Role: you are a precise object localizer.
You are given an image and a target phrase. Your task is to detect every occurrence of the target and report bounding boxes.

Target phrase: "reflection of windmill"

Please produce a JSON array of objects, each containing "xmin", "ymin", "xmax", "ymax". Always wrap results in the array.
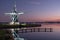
[
  {"xmin": 10, "ymin": 27, "xmax": 52, "ymax": 40},
  {"xmin": 11, "ymin": 29, "xmax": 24, "ymax": 40},
  {"xmin": 5, "ymin": 2, "xmax": 23, "ymax": 25},
  {"xmin": 11, "ymin": 27, "xmax": 52, "ymax": 40}
]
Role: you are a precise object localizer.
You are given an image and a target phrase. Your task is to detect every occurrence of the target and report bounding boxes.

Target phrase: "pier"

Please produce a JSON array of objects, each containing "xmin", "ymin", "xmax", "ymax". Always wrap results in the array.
[{"xmin": 15, "ymin": 28, "xmax": 53, "ymax": 33}]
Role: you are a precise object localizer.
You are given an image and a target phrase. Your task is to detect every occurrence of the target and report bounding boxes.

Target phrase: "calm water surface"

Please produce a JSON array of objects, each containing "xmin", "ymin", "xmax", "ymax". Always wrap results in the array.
[{"xmin": 19, "ymin": 24, "xmax": 60, "ymax": 40}]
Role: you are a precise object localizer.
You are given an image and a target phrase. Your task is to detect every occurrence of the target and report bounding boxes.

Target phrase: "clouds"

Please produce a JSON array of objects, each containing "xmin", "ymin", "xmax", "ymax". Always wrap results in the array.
[
  {"xmin": 29, "ymin": 1, "xmax": 40, "ymax": 5},
  {"xmin": 31, "ymin": 2, "xmax": 40, "ymax": 5}
]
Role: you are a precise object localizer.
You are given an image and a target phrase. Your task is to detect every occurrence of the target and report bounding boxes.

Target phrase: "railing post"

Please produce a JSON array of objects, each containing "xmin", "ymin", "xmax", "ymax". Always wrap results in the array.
[
  {"xmin": 45, "ymin": 28, "xmax": 46, "ymax": 32},
  {"xmin": 50, "ymin": 28, "xmax": 53, "ymax": 32}
]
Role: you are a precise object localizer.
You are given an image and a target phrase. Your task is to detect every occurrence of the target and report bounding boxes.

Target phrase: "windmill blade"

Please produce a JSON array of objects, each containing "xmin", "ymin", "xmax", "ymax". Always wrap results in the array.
[
  {"xmin": 18, "ymin": 12, "xmax": 24, "ymax": 15},
  {"xmin": 5, "ymin": 13, "xmax": 17, "ymax": 15}
]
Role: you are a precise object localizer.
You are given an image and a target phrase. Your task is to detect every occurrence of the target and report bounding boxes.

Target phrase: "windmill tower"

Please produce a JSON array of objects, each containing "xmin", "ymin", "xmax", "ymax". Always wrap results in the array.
[{"xmin": 5, "ymin": 1, "xmax": 24, "ymax": 25}]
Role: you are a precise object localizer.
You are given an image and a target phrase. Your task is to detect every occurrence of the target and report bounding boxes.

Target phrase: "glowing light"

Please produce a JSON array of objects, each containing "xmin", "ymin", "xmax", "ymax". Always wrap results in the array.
[
  {"xmin": 21, "ymin": 23, "xmax": 26, "ymax": 26},
  {"xmin": 10, "ymin": 22, "xmax": 14, "ymax": 25}
]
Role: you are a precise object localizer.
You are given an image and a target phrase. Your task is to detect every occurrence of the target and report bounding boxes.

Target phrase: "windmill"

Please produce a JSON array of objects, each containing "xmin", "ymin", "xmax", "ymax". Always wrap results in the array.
[{"xmin": 5, "ymin": 1, "xmax": 24, "ymax": 25}]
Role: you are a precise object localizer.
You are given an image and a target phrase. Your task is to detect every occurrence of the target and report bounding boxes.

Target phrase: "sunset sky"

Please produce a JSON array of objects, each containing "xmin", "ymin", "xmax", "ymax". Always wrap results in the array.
[{"xmin": 0, "ymin": 0, "xmax": 60, "ymax": 22}]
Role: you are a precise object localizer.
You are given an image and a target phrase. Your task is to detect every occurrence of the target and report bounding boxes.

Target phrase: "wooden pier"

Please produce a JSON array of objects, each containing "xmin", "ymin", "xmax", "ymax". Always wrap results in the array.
[{"xmin": 15, "ymin": 28, "xmax": 53, "ymax": 33}]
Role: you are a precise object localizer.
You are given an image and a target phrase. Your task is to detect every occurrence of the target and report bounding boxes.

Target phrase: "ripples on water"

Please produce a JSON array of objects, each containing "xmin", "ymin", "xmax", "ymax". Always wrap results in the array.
[{"xmin": 18, "ymin": 23, "xmax": 60, "ymax": 40}]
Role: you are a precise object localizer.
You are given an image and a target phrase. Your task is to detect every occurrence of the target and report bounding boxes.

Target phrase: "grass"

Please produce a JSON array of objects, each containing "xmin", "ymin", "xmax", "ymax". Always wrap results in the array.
[{"xmin": 0, "ymin": 29, "xmax": 14, "ymax": 40}]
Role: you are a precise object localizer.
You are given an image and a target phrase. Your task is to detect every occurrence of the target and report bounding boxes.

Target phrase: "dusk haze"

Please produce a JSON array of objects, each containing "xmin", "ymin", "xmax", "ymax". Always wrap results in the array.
[{"xmin": 0, "ymin": 0, "xmax": 60, "ymax": 22}]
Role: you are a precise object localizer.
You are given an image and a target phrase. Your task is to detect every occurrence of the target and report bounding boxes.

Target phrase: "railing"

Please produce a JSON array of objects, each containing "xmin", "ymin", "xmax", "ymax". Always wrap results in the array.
[{"xmin": 15, "ymin": 28, "xmax": 53, "ymax": 33}]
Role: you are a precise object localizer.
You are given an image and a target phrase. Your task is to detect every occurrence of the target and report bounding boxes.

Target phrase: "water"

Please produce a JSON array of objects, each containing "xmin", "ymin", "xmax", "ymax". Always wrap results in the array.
[{"xmin": 19, "ymin": 23, "xmax": 60, "ymax": 40}]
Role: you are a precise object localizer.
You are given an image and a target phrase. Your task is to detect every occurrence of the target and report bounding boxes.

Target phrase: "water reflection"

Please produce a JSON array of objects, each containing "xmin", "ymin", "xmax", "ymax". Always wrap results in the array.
[{"xmin": 19, "ymin": 24, "xmax": 60, "ymax": 40}]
